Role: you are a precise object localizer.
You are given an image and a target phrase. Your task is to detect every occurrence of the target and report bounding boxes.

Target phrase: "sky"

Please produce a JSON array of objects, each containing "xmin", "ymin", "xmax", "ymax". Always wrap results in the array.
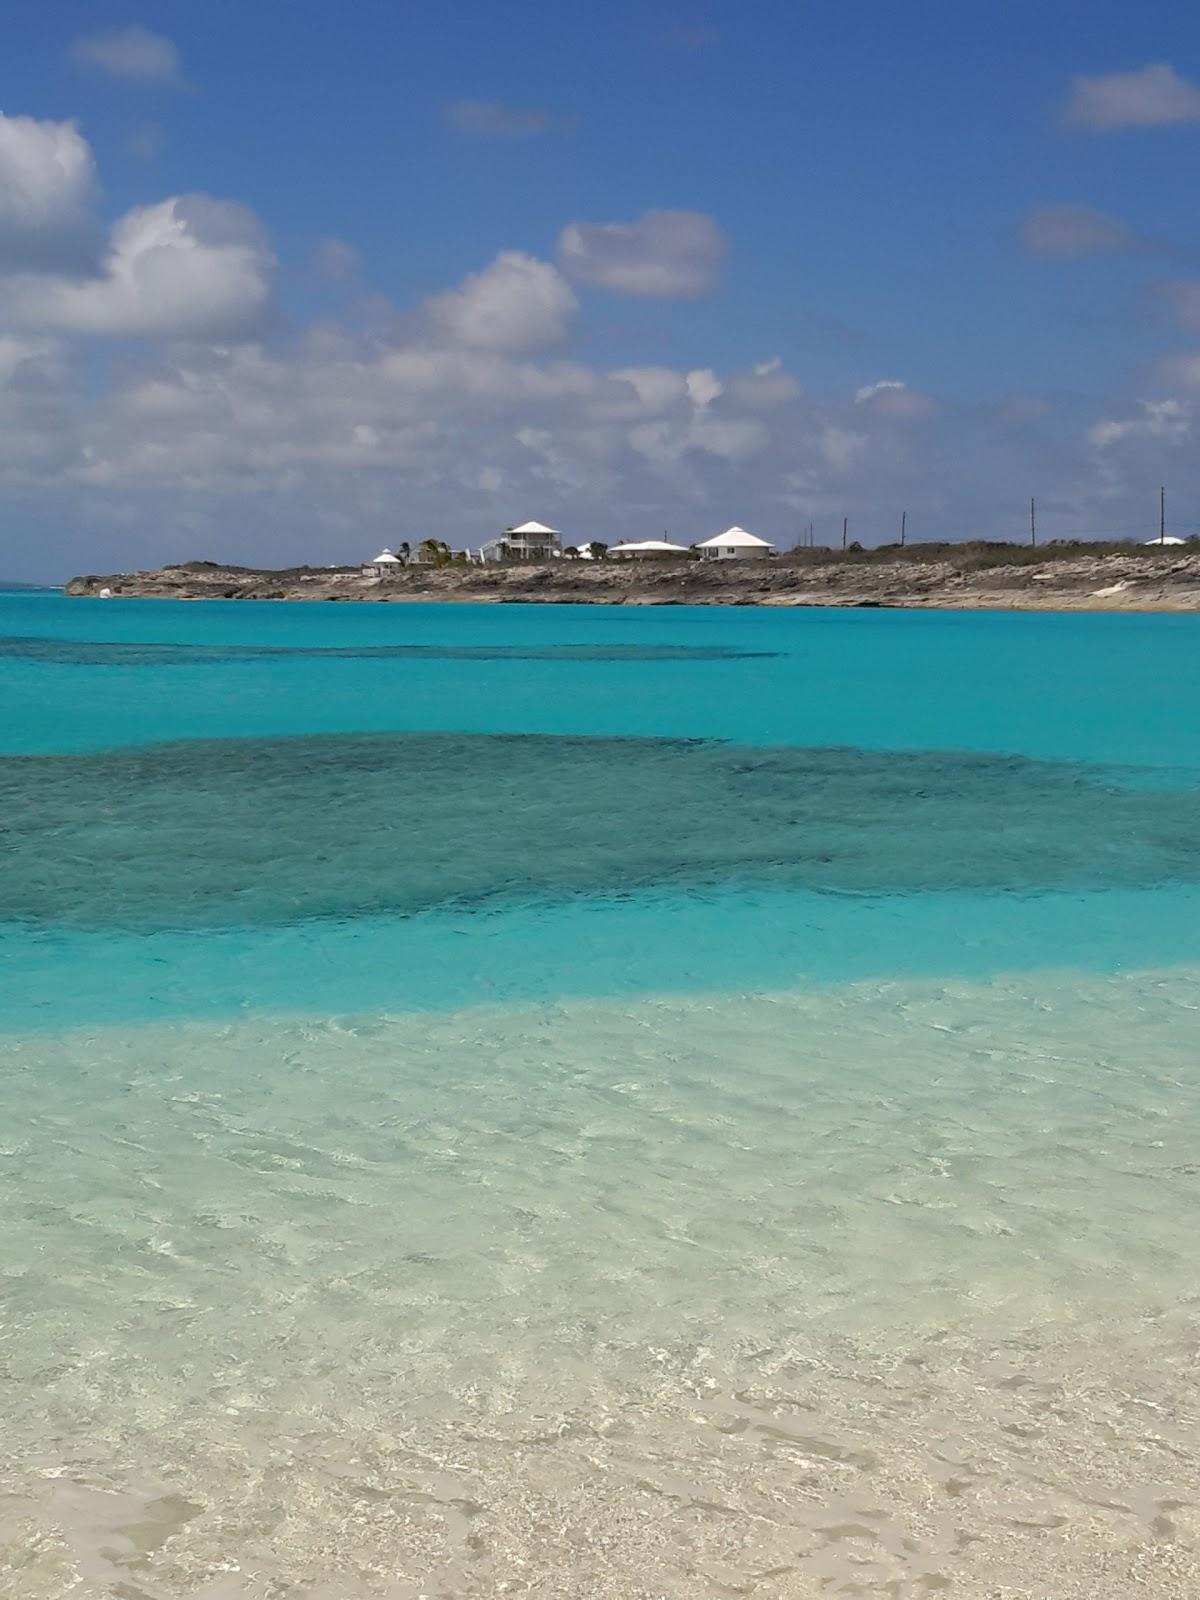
[{"xmin": 4, "ymin": 1, "xmax": 1200, "ymax": 580}]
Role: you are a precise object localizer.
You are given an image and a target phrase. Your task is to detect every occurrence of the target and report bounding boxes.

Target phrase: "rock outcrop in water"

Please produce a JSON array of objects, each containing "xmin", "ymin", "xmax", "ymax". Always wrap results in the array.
[{"xmin": 65, "ymin": 547, "xmax": 1200, "ymax": 610}]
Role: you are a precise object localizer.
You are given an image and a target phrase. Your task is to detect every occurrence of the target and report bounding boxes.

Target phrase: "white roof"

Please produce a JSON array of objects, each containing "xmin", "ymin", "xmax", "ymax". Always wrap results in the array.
[
  {"xmin": 369, "ymin": 548, "xmax": 402, "ymax": 564},
  {"xmin": 1143, "ymin": 535, "xmax": 1187, "ymax": 546},
  {"xmin": 610, "ymin": 539, "xmax": 691, "ymax": 554},
  {"xmin": 696, "ymin": 525, "xmax": 775, "ymax": 549},
  {"xmin": 508, "ymin": 520, "xmax": 558, "ymax": 536}
]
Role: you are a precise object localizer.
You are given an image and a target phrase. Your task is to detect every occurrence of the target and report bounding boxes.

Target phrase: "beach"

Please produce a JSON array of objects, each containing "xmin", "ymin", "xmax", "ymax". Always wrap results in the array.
[
  {"xmin": 2, "ymin": 590, "xmax": 1199, "ymax": 1597},
  {"xmin": 11, "ymin": 7, "xmax": 1200, "ymax": 1590},
  {"xmin": 4, "ymin": 971, "xmax": 1200, "ymax": 1599}
]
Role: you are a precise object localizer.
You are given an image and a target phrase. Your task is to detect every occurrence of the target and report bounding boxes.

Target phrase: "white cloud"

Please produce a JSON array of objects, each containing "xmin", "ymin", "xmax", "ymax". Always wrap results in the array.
[
  {"xmin": 685, "ymin": 368, "xmax": 722, "ymax": 408},
  {"xmin": 626, "ymin": 370, "xmax": 768, "ymax": 472},
  {"xmin": 426, "ymin": 251, "xmax": 577, "ymax": 352},
  {"xmin": 2, "ymin": 304, "xmax": 1175, "ymax": 577},
  {"xmin": 1021, "ymin": 203, "xmax": 1129, "ymax": 258},
  {"xmin": 444, "ymin": 100, "xmax": 564, "ymax": 138},
  {"xmin": 313, "ymin": 236, "xmax": 361, "ymax": 283},
  {"xmin": 0, "ymin": 114, "xmax": 99, "ymax": 271},
  {"xmin": 71, "ymin": 25, "xmax": 182, "ymax": 86},
  {"xmin": 6, "ymin": 195, "xmax": 274, "ymax": 337},
  {"xmin": 1088, "ymin": 398, "xmax": 1189, "ymax": 448},
  {"xmin": 0, "ymin": 334, "xmax": 78, "ymax": 483},
  {"xmin": 690, "ymin": 415, "xmax": 768, "ymax": 461},
  {"xmin": 1065, "ymin": 63, "xmax": 1200, "ymax": 130},
  {"xmin": 1, "ymin": 105, "xmax": 1191, "ymax": 579},
  {"xmin": 853, "ymin": 380, "xmax": 936, "ymax": 419},
  {"xmin": 628, "ymin": 415, "xmax": 765, "ymax": 471},
  {"xmin": 557, "ymin": 210, "xmax": 727, "ymax": 297},
  {"xmin": 606, "ymin": 366, "xmax": 688, "ymax": 416},
  {"xmin": 819, "ymin": 426, "xmax": 865, "ymax": 471},
  {"xmin": 730, "ymin": 357, "xmax": 801, "ymax": 408}
]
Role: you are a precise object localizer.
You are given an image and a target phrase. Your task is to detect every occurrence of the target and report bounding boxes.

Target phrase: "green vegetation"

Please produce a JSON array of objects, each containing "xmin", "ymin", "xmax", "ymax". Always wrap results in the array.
[{"xmin": 779, "ymin": 538, "xmax": 1199, "ymax": 570}]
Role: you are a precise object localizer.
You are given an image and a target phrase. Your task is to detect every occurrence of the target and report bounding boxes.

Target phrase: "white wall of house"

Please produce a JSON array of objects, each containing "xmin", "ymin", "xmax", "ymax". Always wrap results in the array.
[{"xmin": 701, "ymin": 543, "xmax": 771, "ymax": 559}]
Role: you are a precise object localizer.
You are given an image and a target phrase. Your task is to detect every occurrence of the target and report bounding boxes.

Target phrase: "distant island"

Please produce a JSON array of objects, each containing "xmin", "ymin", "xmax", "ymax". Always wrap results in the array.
[{"xmin": 66, "ymin": 542, "xmax": 1200, "ymax": 611}]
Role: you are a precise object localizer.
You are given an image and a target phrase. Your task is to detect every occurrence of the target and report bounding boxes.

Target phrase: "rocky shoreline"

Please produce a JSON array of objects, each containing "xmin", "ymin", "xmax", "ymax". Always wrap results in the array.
[{"xmin": 66, "ymin": 549, "xmax": 1200, "ymax": 611}]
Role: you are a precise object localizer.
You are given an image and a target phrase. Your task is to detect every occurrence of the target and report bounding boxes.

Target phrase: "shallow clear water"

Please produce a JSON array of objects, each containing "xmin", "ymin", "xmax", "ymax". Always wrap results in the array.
[{"xmin": 1, "ymin": 594, "xmax": 1199, "ymax": 1597}]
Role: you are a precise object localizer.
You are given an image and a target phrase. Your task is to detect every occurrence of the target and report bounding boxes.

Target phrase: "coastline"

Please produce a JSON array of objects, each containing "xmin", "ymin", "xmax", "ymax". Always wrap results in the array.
[{"xmin": 66, "ymin": 550, "xmax": 1200, "ymax": 611}]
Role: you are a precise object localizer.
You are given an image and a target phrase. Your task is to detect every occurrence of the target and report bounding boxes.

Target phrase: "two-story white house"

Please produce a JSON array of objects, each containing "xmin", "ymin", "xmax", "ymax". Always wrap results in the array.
[{"xmin": 477, "ymin": 520, "xmax": 563, "ymax": 562}]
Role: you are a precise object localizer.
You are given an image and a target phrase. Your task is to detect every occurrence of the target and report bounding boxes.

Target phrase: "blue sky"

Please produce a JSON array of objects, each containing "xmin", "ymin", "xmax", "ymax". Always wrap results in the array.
[{"xmin": 4, "ymin": 2, "xmax": 1200, "ymax": 578}]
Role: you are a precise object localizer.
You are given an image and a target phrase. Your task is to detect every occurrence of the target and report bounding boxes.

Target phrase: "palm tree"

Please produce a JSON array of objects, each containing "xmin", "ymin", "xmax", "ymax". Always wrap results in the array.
[{"xmin": 416, "ymin": 538, "xmax": 452, "ymax": 567}]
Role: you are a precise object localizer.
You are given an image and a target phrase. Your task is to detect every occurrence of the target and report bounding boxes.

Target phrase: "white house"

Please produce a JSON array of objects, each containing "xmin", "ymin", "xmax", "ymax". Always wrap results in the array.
[
  {"xmin": 362, "ymin": 547, "xmax": 404, "ymax": 576},
  {"xmin": 609, "ymin": 539, "xmax": 692, "ymax": 559},
  {"xmin": 476, "ymin": 520, "xmax": 563, "ymax": 562},
  {"xmin": 696, "ymin": 525, "xmax": 776, "ymax": 560},
  {"xmin": 509, "ymin": 520, "xmax": 562, "ymax": 558}
]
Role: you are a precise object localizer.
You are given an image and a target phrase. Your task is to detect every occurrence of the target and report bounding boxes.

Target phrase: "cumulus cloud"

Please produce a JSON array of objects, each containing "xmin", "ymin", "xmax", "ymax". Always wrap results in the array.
[
  {"xmin": 628, "ymin": 414, "xmax": 768, "ymax": 471},
  {"xmin": 71, "ymin": 25, "xmax": 182, "ymax": 86},
  {"xmin": 0, "ymin": 113, "xmax": 99, "ymax": 271},
  {"xmin": 1089, "ymin": 398, "xmax": 1190, "ymax": 449},
  {"xmin": 1021, "ymin": 203, "xmax": 1129, "ymax": 258},
  {"xmin": 7, "ymin": 195, "xmax": 274, "ymax": 337},
  {"xmin": 0, "ymin": 114, "xmax": 270, "ymax": 339},
  {"xmin": 426, "ymin": 251, "xmax": 577, "ymax": 352},
  {"xmin": 0, "ymin": 333, "xmax": 78, "ymax": 484},
  {"xmin": 853, "ymin": 380, "xmax": 936, "ymax": 419},
  {"xmin": 313, "ymin": 235, "xmax": 361, "ymax": 283},
  {"xmin": 2, "ymin": 301, "xmax": 1172, "ymax": 578},
  {"xmin": 606, "ymin": 366, "xmax": 688, "ymax": 416},
  {"xmin": 819, "ymin": 426, "xmax": 865, "ymax": 471},
  {"xmin": 685, "ymin": 368, "xmax": 722, "ymax": 408},
  {"xmin": 730, "ymin": 357, "xmax": 801, "ymax": 409},
  {"xmin": 1, "ymin": 105, "xmax": 1190, "ymax": 579},
  {"xmin": 557, "ymin": 209, "xmax": 727, "ymax": 297},
  {"xmin": 1065, "ymin": 63, "xmax": 1200, "ymax": 130},
  {"xmin": 444, "ymin": 99, "xmax": 566, "ymax": 138}
]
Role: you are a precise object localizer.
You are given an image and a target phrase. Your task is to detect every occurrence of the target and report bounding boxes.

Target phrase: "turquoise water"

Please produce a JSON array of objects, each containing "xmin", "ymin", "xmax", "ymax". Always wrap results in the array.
[
  {"xmin": 2, "ymin": 593, "xmax": 1200, "ymax": 1596},
  {"xmin": 4, "ymin": 595, "xmax": 1200, "ymax": 1029}
]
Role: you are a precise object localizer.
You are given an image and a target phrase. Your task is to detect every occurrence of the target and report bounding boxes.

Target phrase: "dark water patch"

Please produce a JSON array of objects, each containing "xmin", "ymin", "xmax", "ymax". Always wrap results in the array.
[
  {"xmin": 0, "ymin": 635, "xmax": 774, "ymax": 666},
  {"xmin": 1, "ymin": 732, "xmax": 1198, "ymax": 933}
]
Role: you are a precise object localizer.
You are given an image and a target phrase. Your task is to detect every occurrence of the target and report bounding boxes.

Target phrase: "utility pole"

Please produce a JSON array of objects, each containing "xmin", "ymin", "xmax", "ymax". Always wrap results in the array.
[
  {"xmin": 900, "ymin": 510, "xmax": 907, "ymax": 548},
  {"xmin": 1160, "ymin": 485, "xmax": 1166, "ymax": 545},
  {"xmin": 1030, "ymin": 497, "xmax": 1036, "ymax": 549},
  {"xmin": 842, "ymin": 516, "xmax": 848, "ymax": 552}
]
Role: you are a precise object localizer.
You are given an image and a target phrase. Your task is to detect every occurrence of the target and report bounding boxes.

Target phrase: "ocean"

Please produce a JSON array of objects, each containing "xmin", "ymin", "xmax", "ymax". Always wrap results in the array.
[{"xmin": 1, "ymin": 590, "xmax": 1199, "ymax": 1597}]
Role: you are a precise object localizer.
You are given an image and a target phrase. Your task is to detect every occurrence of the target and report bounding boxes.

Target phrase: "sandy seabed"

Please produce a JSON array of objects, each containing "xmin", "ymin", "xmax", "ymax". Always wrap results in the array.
[{"xmin": 2, "ymin": 967, "xmax": 1199, "ymax": 1598}]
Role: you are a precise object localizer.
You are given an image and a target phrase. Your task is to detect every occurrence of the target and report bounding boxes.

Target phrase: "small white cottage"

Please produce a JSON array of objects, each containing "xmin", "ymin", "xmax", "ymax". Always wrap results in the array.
[
  {"xmin": 362, "ymin": 548, "xmax": 403, "ymax": 576},
  {"xmin": 696, "ymin": 526, "xmax": 775, "ymax": 560}
]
